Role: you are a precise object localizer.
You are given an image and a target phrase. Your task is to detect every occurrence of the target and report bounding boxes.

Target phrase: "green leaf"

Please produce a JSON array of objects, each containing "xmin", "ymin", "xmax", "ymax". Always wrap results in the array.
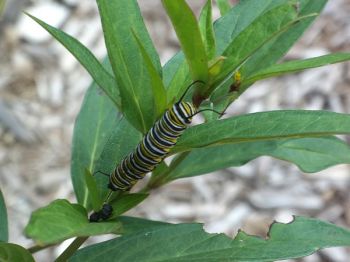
[
  {"xmin": 216, "ymin": 0, "xmax": 231, "ymax": 16},
  {"xmin": 109, "ymin": 194, "xmax": 148, "ymax": 219},
  {"xmin": 84, "ymin": 169, "xmax": 102, "ymax": 212},
  {"xmin": 93, "ymin": 117, "xmax": 142, "ymax": 196},
  {"xmin": 163, "ymin": 0, "xmax": 276, "ymax": 102},
  {"xmin": 117, "ymin": 216, "xmax": 170, "ymax": 235},
  {"xmin": 199, "ymin": 0, "xmax": 216, "ymax": 60},
  {"xmin": 25, "ymin": 199, "xmax": 121, "ymax": 245},
  {"xmin": 168, "ymin": 137, "xmax": 350, "ymax": 181},
  {"xmin": 213, "ymin": 2, "xmax": 301, "ymax": 87},
  {"xmin": 244, "ymin": 52, "xmax": 350, "ymax": 85},
  {"xmin": 165, "ymin": 56, "xmax": 191, "ymax": 104},
  {"xmin": 212, "ymin": 0, "xmax": 326, "ymax": 106},
  {"xmin": 0, "ymin": 243, "xmax": 34, "ymax": 262},
  {"xmin": 0, "ymin": 188, "xmax": 8, "ymax": 242},
  {"xmin": 97, "ymin": 0, "xmax": 161, "ymax": 133},
  {"xmin": 162, "ymin": 0, "xmax": 209, "ymax": 83},
  {"xmin": 175, "ymin": 110, "xmax": 350, "ymax": 153},
  {"xmin": 163, "ymin": 52, "xmax": 186, "ymax": 89},
  {"xmin": 240, "ymin": 0, "xmax": 327, "ymax": 78},
  {"xmin": 70, "ymin": 216, "xmax": 350, "ymax": 261},
  {"xmin": 132, "ymin": 30, "xmax": 167, "ymax": 119},
  {"xmin": 25, "ymin": 14, "xmax": 120, "ymax": 108},
  {"xmin": 71, "ymin": 79, "xmax": 120, "ymax": 207}
]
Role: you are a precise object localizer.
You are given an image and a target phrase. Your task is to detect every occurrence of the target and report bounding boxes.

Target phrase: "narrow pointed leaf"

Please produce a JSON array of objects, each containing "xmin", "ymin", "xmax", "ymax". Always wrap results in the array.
[
  {"xmin": 216, "ymin": 0, "xmax": 231, "ymax": 16},
  {"xmin": 162, "ymin": 0, "xmax": 209, "ymax": 83},
  {"xmin": 132, "ymin": 31, "xmax": 167, "ymax": 118},
  {"xmin": 97, "ymin": 0, "xmax": 161, "ymax": 133},
  {"xmin": 168, "ymin": 137, "xmax": 350, "ymax": 181},
  {"xmin": 244, "ymin": 52, "xmax": 350, "ymax": 86},
  {"xmin": 0, "ymin": 188, "xmax": 8, "ymax": 242},
  {"xmin": 174, "ymin": 110, "xmax": 350, "ymax": 153},
  {"xmin": 199, "ymin": 0, "xmax": 216, "ymax": 60},
  {"xmin": 71, "ymin": 80, "xmax": 120, "ymax": 207},
  {"xmin": 0, "ymin": 243, "xmax": 34, "ymax": 262},
  {"xmin": 26, "ymin": 14, "xmax": 120, "ymax": 108},
  {"xmin": 165, "ymin": 56, "xmax": 190, "ymax": 104},
  {"xmin": 70, "ymin": 216, "xmax": 350, "ymax": 261},
  {"xmin": 84, "ymin": 169, "xmax": 102, "ymax": 212},
  {"xmin": 25, "ymin": 200, "xmax": 121, "ymax": 245}
]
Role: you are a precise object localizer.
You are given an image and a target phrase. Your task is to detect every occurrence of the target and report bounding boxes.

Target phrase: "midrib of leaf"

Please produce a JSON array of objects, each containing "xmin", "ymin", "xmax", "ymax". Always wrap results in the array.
[
  {"xmin": 281, "ymin": 144, "xmax": 345, "ymax": 160},
  {"xmin": 82, "ymin": 106, "xmax": 105, "ymax": 207},
  {"xmin": 173, "ymin": 132, "xmax": 348, "ymax": 155},
  {"xmin": 99, "ymin": 1, "xmax": 149, "ymax": 133},
  {"xmin": 118, "ymin": 49, "xmax": 147, "ymax": 133}
]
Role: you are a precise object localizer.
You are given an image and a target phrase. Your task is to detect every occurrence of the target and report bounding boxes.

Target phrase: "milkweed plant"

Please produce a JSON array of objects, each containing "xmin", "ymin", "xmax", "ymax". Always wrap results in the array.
[{"xmin": 1, "ymin": 0, "xmax": 350, "ymax": 261}]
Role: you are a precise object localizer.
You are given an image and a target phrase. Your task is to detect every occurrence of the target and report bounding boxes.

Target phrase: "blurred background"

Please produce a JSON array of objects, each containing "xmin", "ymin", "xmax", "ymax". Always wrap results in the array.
[{"xmin": 0, "ymin": 0, "xmax": 350, "ymax": 261}]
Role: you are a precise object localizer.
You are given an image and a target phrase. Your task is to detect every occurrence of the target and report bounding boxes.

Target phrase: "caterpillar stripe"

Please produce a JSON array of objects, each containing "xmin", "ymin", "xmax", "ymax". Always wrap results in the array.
[{"xmin": 108, "ymin": 101, "xmax": 196, "ymax": 191}]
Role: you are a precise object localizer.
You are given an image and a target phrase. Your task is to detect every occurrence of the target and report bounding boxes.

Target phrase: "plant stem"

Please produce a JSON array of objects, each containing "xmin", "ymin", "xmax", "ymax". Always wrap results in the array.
[
  {"xmin": 55, "ymin": 236, "xmax": 89, "ymax": 262},
  {"xmin": 28, "ymin": 243, "xmax": 56, "ymax": 254}
]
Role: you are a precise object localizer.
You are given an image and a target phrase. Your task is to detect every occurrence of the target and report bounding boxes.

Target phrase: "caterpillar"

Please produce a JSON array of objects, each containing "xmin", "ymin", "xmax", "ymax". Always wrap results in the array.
[
  {"xmin": 108, "ymin": 100, "xmax": 196, "ymax": 191},
  {"xmin": 89, "ymin": 81, "xmax": 220, "ymax": 222}
]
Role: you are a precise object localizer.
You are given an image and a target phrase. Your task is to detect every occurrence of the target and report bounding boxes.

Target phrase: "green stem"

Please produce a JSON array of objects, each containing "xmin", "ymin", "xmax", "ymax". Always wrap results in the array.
[
  {"xmin": 55, "ymin": 236, "xmax": 89, "ymax": 262},
  {"xmin": 28, "ymin": 243, "xmax": 56, "ymax": 254}
]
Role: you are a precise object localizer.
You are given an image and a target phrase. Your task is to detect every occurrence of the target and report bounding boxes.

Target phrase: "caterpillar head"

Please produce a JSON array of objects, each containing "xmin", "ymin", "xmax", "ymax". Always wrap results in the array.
[{"xmin": 175, "ymin": 102, "xmax": 196, "ymax": 124}]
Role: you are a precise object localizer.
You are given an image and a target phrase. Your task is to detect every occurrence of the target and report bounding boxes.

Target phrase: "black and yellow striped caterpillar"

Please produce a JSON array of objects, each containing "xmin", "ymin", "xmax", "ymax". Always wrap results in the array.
[
  {"xmin": 89, "ymin": 81, "xmax": 219, "ymax": 222},
  {"xmin": 108, "ymin": 100, "xmax": 196, "ymax": 191}
]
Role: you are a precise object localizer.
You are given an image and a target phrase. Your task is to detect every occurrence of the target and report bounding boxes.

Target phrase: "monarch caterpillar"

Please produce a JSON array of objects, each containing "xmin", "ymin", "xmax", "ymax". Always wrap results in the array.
[
  {"xmin": 107, "ymin": 101, "xmax": 196, "ymax": 191},
  {"xmin": 89, "ymin": 81, "xmax": 220, "ymax": 222}
]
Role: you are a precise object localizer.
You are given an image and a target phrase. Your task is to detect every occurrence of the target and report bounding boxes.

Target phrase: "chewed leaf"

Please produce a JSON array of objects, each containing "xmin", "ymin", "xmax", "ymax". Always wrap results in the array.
[
  {"xmin": 70, "ymin": 216, "xmax": 350, "ymax": 261},
  {"xmin": 25, "ymin": 199, "xmax": 120, "ymax": 245}
]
